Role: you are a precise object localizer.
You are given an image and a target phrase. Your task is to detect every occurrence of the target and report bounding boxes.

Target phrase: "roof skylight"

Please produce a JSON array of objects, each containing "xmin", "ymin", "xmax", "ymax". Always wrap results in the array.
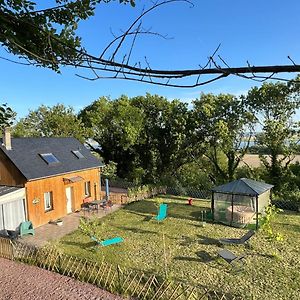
[
  {"xmin": 40, "ymin": 153, "xmax": 60, "ymax": 165},
  {"xmin": 72, "ymin": 150, "xmax": 85, "ymax": 159}
]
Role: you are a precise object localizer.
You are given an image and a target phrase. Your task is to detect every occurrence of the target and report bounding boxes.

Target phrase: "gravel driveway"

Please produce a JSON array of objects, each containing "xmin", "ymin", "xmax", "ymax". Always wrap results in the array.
[{"xmin": 0, "ymin": 258, "xmax": 126, "ymax": 300}]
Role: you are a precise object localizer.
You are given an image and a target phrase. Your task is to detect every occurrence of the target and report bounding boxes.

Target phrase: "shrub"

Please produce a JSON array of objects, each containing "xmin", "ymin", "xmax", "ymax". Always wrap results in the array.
[{"xmin": 260, "ymin": 204, "xmax": 284, "ymax": 241}]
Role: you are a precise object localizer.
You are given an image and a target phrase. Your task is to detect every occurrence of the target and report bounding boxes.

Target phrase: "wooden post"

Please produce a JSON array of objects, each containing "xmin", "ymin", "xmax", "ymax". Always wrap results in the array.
[
  {"xmin": 211, "ymin": 192, "xmax": 214, "ymax": 222},
  {"xmin": 231, "ymin": 194, "xmax": 234, "ymax": 226},
  {"xmin": 256, "ymin": 195, "xmax": 259, "ymax": 230}
]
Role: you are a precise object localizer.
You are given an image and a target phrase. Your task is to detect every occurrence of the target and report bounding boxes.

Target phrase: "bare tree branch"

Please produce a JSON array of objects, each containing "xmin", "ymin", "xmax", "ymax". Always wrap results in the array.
[{"xmin": 1, "ymin": 0, "xmax": 300, "ymax": 88}]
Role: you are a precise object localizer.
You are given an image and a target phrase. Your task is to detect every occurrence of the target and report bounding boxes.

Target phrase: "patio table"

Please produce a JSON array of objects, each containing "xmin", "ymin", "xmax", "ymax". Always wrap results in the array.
[{"xmin": 88, "ymin": 200, "xmax": 106, "ymax": 212}]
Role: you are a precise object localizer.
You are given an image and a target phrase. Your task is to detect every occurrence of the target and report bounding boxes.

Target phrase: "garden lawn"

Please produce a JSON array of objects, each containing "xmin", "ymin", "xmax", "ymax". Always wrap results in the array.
[{"xmin": 57, "ymin": 196, "xmax": 300, "ymax": 299}]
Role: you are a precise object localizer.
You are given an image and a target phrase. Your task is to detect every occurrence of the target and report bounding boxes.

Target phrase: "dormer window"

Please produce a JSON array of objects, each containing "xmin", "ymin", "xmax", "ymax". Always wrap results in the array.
[
  {"xmin": 40, "ymin": 153, "xmax": 60, "ymax": 165},
  {"xmin": 72, "ymin": 150, "xmax": 85, "ymax": 159}
]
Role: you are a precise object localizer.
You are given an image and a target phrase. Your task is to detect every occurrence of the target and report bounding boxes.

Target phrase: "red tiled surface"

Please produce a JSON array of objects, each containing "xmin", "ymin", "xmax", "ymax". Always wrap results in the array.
[{"xmin": 0, "ymin": 258, "xmax": 126, "ymax": 300}]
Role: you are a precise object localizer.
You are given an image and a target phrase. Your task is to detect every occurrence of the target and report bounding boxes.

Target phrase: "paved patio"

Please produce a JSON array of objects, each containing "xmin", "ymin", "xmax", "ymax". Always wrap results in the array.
[{"xmin": 20, "ymin": 204, "xmax": 121, "ymax": 247}]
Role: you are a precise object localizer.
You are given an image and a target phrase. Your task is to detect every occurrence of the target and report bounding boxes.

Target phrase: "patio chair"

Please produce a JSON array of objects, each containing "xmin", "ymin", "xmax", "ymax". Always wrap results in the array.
[
  {"xmin": 20, "ymin": 221, "xmax": 35, "ymax": 237},
  {"xmin": 91, "ymin": 236, "xmax": 124, "ymax": 247},
  {"xmin": 218, "ymin": 249, "xmax": 245, "ymax": 265},
  {"xmin": 100, "ymin": 200, "xmax": 113, "ymax": 211},
  {"xmin": 81, "ymin": 202, "xmax": 93, "ymax": 215},
  {"xmin": 155, "ymin": 203, "xmax": 168, "ymax": 221},
  {"xmin": 218, "ymin": 230, "xmax": 255, "ymax": 245}
]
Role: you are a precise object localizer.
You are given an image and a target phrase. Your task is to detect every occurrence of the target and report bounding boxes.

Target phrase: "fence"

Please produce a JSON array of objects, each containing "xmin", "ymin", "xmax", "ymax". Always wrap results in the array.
[
  {"xmin": 166, "ymin": 186, "xmax": 211, "ymax": 200},
  {"xmin": 0, "ymin": 238, "xmax": 242, "ymax": 300},
  {"xmin": 271, "ymin": 198, "xmax": 300, "ymax": 212},
  {"xmin": 108, "ymin": 181, "xmax": 298, "ymax": 212},
  {"xmin": 0, "ymin": 237, "xmax": 14, "ymax": 259}
]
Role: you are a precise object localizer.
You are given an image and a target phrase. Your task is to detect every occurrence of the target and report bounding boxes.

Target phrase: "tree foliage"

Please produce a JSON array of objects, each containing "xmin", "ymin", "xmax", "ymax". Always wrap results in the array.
[
  {"xmin": 246, "ymin": 80, "xmax": 300, "ymax": 189},
  {"xmin": 0, "ymin": 0, "xmax": 134, "ymax": 71},
  {"xmin": 80, "ymin": 94, "xmax": 193, "ymax": 183},
  {"xmin": 13, "ymin": 103, "xmax": 89, "ymax": 142},
  {"xmin": 0, "ymin": 103, "xmax": 16, "ymax": 129},
  {"xmin": 192, "ymin": 93, "xmax": 255, "ymax": 183},
  {"xmin": 131, "ymin": 94, "xmax": 193, "ymax": 183}
]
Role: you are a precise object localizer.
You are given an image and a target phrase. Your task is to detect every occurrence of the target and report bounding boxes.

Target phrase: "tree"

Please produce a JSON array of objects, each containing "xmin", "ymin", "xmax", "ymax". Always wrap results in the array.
[
  {"xmin": 246, "ymin": 80, "xmax": 300, "ymax": 190},
  {"xmin": 192, "ymin": 93, "xmax": 255, "ymax": 183},
  {"xmin": 80, "ymin": 94, "xmax": 193, "ymax": 183},
  {"xmin": 13, "ymin": 104, "xmax": 89, "ymax": 142},
  {"xmin": 131, "ymin": 94, "xmax": 193, "ymax": 183},
  {"xmin": 79, "ymin": 96, "xmax": 145, "ymax": 180},
  {"xmin": 0, "ymin": 103, "xmax": 16, "ymax": 129},
  {"xmin": 1, "ymin": 1, "xmax": 300, "ymax": 88}
]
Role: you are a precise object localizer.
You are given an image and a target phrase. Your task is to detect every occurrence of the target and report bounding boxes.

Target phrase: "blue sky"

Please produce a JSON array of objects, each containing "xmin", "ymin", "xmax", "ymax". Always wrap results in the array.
[{"xmin": 1, "ymin": 0, "xmax": 300, "ymax": 119}]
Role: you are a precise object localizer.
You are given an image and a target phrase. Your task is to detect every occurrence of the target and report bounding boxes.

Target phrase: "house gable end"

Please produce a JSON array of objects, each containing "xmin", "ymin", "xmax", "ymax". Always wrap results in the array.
[{"xmin": 0, "ymin": 148, "xmax": 26, "ymax": 187}]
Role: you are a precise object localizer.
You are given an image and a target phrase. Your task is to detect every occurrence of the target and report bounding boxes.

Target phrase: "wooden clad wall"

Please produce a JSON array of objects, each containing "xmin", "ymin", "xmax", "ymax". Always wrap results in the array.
[
  {"xmin": 25, "ymin": 168, "xmax": 101, "ymax": 227},
  {"xmin": 0, "ymin": 150, "xmax": 26, "ymax": 187}
]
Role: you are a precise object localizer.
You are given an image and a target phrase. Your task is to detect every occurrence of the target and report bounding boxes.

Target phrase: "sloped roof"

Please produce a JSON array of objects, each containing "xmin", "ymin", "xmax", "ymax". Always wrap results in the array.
[
  {"xmin": 0, "ymin": 137, "xmax": 103, "ymax": 181},
  {"xmin": 212, "ymin": 178, "xmax": 273, "ymax": 196},
  {"xmin": 0, "ymin": 185, "xmax": 23, "ymax": 197}
]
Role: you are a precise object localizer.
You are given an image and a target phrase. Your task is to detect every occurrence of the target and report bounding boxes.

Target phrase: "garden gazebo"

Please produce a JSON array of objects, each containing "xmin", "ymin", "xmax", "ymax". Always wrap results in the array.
[{"xmin": 211, "ymin": 178, "xmax": 273, "ymax": 229}]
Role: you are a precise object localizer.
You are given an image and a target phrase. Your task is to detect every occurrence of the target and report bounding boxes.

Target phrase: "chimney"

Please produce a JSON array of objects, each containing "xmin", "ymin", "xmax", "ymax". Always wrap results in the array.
[{"xmin": 3, "ymin": 127, "xmax": 12, "ymax": 150}]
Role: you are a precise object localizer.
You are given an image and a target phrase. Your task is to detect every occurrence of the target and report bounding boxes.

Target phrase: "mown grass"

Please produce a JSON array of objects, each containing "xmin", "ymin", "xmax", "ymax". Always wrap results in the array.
[{"xmin": 57, "ymin": 196, "xmax": 300, "ymax": 299}]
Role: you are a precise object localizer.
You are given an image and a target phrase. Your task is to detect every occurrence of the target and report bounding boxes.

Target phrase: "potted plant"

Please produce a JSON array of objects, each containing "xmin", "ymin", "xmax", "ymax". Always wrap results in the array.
[{"xmin": 55, "ymin": 219, "xmax": 63, "ymax": 226}]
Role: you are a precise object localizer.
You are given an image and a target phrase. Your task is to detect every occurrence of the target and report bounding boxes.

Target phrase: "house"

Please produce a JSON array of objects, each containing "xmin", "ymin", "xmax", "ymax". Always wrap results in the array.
[
  {"xmin": 0, "ymin": 128, "xmax": 103, "ymax": 229},
  {"xmin": 0, "ymin": 186, "xmax": 26, "ymax": 232}
]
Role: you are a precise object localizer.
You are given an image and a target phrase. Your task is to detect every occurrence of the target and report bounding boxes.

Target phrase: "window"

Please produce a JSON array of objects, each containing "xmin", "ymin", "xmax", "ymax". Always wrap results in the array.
[
  {"xmin": 72, "ymin": 150, "xmax": 85, "ymax": 159},
  {"xmin": 44, "ymin": 191, "xmax": 53, "ymax": 212},
  {"xmin": 84, "ymin": 181, "xmax": 91, "ymax": 197},
  {"xmin": 40, "ymin": 153, "xmax": 60, "ymax": 165}
]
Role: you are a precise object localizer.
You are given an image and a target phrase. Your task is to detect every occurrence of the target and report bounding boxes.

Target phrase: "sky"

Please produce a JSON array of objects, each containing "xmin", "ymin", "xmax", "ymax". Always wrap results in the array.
[{"xmin": 1, "ymin": 0, "xmax": 300, "ymax": 120}]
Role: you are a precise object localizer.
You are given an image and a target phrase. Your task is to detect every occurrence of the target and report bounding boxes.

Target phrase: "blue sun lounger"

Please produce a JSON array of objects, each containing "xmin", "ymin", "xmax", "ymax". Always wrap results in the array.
[
  {"xmin": 91, "ymin": 236, "xmax": 124, "ymax": 246},
  {"xmin": 155, "ymin": 203, "xmax": 168, "ymax": 221}
]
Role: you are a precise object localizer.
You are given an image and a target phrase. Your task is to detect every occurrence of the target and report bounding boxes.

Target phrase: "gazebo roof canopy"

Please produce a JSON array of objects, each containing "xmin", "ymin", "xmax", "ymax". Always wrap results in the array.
[{"xmin": 212, "ymin": 178, "xmax": 273, "ymax": 196}]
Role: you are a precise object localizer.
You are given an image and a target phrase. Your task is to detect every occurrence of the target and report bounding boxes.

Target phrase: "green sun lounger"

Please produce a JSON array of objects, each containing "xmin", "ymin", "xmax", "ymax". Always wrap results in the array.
[
  {"xmin": 91, "ymin": 236, "xmax": 124, "ymax": 246},
  {"xmin": 155, "ymin": 203, "xmax": 168, "ymax": 221}
]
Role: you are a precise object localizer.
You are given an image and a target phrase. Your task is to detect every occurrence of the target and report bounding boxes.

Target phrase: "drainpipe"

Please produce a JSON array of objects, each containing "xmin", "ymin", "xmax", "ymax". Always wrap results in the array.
[{"xmin": 105, "ymin": 179, "xmax": 110, "ymax": 201}]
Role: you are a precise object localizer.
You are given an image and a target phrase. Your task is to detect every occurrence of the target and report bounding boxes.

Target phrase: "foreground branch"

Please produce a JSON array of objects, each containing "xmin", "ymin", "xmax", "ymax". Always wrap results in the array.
[{"xmin": 1, "ymin": 0, "xmax": 300, "ymax": 88}]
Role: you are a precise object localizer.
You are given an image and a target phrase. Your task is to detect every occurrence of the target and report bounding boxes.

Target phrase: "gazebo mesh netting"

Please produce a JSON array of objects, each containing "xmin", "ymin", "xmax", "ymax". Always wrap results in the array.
[{"xmin": 211, "ymin": 178, "xmax": 273, "ymax": 229}]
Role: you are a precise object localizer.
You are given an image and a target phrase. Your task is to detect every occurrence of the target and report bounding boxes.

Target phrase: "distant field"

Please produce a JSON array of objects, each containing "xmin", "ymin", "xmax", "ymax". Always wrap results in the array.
[{"xmin": 240, "ymin": 154, "xmax": 300, "ymax": 168}]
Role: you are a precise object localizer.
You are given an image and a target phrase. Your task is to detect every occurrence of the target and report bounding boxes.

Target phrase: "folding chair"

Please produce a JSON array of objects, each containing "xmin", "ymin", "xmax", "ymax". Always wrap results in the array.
[
  {"xmin": 218, "ymin": 249, "xmax": 245, "ymax": 266},
  {"xmin": 218, "ymin": 230, "xmax": 255, "ymax": 245}
]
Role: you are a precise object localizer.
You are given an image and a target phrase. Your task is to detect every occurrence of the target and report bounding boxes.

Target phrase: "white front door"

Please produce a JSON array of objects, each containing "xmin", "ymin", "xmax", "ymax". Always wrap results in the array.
[{"xmin": 65, "ymin": 187, "xmax": 73, "ymax": 214}]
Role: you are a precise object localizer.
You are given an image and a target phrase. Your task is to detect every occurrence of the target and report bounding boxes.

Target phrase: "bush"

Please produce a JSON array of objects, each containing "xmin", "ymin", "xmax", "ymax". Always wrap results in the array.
[
  {"xmin": 127, "ymin": 184, "xmax": 166, "ymax": 201},
  {"xmin": 260, "ymin": 204, "xmax": 284, "ymax": 241}
]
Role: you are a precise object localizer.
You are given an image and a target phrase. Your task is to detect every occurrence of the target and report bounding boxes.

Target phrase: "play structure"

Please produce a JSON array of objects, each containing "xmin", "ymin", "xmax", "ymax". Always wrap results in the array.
[
  {"xmin": 91, "ymin": 236, "xmax": 124, "ymax": 246},
  {"xmin": 155, "ymin": 203, "xmax": 168, "ymax": 221},
  {"xmin": 211, "ymin": 178, "xmax": 273, "ymax": 229}
]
